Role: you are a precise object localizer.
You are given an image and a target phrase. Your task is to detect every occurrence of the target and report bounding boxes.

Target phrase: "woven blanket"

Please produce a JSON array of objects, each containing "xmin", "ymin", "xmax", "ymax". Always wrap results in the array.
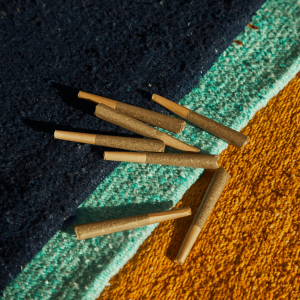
[
  {"xmin": 0, "ymin": 0, "xmax": 265, "ymax": 292},
  {"xmin": 3, "ymin": 0, "xmax": 300, "ymax": 298},
  {"xmin": 99, "ymin": 71, "xmax": 300, "ymax": 299}
]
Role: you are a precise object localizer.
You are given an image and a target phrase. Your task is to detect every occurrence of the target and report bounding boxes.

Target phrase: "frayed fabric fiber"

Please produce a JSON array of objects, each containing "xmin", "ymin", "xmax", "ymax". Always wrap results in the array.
[
  {"xmin": 3, "ymin": 0, "xmax": 300, "ymax": 298},
  {"xmin": 0, "ymin": 0, "xmax": 265, "ymax": 291}
]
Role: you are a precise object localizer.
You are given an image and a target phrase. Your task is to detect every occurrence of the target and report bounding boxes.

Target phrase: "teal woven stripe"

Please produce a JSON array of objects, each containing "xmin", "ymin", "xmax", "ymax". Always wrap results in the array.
[{"xmin": 3, "ymin": 0, "xmax": 300, "ymax": 298}]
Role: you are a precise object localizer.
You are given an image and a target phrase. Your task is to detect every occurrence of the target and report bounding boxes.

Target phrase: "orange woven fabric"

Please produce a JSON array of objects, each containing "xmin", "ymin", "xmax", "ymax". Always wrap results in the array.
[{"xmin": 98, "ymin": 73, "xmax": 300, "ymax": 300}]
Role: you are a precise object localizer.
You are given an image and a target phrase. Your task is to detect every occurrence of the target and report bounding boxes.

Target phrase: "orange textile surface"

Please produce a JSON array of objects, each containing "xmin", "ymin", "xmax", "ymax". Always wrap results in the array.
[{"xmin": 98, "ymin": 73, "xmax": 300, "ymax": 299}]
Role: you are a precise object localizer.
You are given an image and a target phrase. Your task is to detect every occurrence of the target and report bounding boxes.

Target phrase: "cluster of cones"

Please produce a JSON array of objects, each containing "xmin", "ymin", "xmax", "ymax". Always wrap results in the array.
[{"xmin": 56, "ymin": 90, "xmax": 249, "ymax": 264}]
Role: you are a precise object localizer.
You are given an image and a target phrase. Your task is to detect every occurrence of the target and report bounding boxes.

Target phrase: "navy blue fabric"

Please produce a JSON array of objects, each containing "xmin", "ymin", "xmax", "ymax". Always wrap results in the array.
[{"xmin": 0, "ymin": 0, "xmax": 264, "ymax": 291}]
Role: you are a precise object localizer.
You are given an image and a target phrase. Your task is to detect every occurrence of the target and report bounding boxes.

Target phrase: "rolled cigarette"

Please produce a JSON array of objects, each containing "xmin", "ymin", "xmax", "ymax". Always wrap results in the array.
[
  {"xmin": 152, "ymin": 94, "xmax": 249, "ymax": 149},
  {"xmin": 54, "ymin": 130, "xmax": 165, "ymax": 152},
  {"xmin": 78, "ymin": 91, "xmax": 186, "ymax": 134},
  {"xmin": 104, "ymin": 152, "xmax": 219, "ymax": 169},
  {"xmin": 75, "ymin": 207, "xmax": 192, "ymax": 240},
  {"xmin": 175, "ymin": 167, "xmax": 231, "ymax": 265},
  {"xmin": 94, "ymin": 104, "xmax": 200, "ymax": 153}
]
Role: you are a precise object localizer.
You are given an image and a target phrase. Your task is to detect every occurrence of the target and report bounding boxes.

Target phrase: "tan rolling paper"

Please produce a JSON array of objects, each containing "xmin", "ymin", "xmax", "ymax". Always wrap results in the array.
[
  {"xmin": 175, "ymin": 167, "xmax": 231, "ymax": 264},
  {"xmin": 78, "ymin": 91, "xmax": 186, "ymax": 134},
  {"xmin": 152, "ymin": 94, "xmax": 249, "ymax": 149},
  {"xmin": 94, "ymin": 104, "xmax": 200, "ymax": 153},
  {"xmin": 104, "ymin": 152, "xmax": 219, "ymax": 169},
  {"xmin": 54, "ymin": 130, "xmax": 165, "ymax": 152},
  {"xmin": 75, "ymin": 207, "xmax": 191, "ymax": 240}
]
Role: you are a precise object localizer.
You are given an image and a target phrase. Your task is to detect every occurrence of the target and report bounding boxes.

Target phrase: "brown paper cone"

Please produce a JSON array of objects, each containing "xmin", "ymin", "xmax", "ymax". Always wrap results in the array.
[
  {"xmin": 148, "ymin": 207, "xmax": 191, "ymax": 223},
  {"xmin": 104, "ymin": 152, "xmax": 219, "ymax": 169},
  {"xmin": 152, "ymin": 94, "xmax": 250, "ymax": 149},
  {"xmin": 54, "ymin": 130, "xmax": 96, "ymax": 144},
  {"xmin": 78, "ymin": 91, "xmax": 117, "ymax": 109},
  {"xmin": 159, "ymin": 133, "xmax": 199, "ymax": 153},
  {"xmin": 104, "ymin": 152, "xmax": 147, "ymax": 163},
  {"xmin": 95, "ymin": 135, "xmax": 165, "ymax": 152},
  {"xmin": 78, "ymin": 90, "xmax": 186, "ymax": 134},
  {"xmin": 54, "ymin": 130, "xmax": 165, "ymax": 152},
  {"xmin": 152, "ymin": 94, "xmax": 189, "ymax": 118},
  {"xmin": 94, "ymin": 104, "xmax": 200, "ymax": 152},
  {"xmin": 75, "ymin": 207, "xmax": 191, "ymax": 240},
  {"xmin": 175, "ymin": 167, "xmax": 231, "ymax": 264},
  {"xmin": 174, "ymin": 225, "xmax": 201, "ymax": 265}
]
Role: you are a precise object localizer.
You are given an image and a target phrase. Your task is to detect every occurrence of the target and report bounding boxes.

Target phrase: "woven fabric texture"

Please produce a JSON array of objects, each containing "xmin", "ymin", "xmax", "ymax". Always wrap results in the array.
[
  {"xmin": 2, "ymin": 0, "xmax": 300, "ymax": 298},
  {"xmin": 0, "ymin": 0, "xmax": 265, "ymax": 291},
  {"xmin": 98, "ymin": 72, "xmax": 300, "ymax": 300}
]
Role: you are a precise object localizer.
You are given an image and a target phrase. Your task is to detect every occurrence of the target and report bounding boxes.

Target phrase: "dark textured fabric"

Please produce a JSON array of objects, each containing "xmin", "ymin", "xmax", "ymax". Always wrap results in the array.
[{"xmin": 0, "ymin": 0, "xmax": 265, "ymax": 291}]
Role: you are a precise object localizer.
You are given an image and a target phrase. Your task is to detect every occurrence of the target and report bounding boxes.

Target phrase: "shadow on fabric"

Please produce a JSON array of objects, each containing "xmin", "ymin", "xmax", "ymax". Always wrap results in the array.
[{"xmin": 49, "ymin": 201, "xmax": 173, "ymax": 300}]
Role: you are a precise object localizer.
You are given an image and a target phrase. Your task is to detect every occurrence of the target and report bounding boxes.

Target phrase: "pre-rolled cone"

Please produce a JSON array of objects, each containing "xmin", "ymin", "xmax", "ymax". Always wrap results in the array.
[
  {"xmin": 95, "ymin": 135, "xmax": 165, "ymax": 152},
  {"xmin": 75, "ymin": 207, "xmax": 191, "ymax": 240},
  {"xmin": 152, "ymin": 94, "xmax": 249, "ymax": 149},
  {"xmin": 175, "ymin": 167, "xmax": 231, "ymax": 264},
  {"xmin": 54, "ymin": 130, "xmax": 165, "ymax": 152},
  {"xmin": 95, "ymin": 103, "xmax": 161, "ymax": 139},
  {"xmin": 94, "ymin": 104, "xmax": 200, "ymax": 153},
  {"xmin": 78, "ymin": 91, "xmax": 186, "ymax": 133},
  {"xmin": 104, "ymin": 152, "xmax": 219, "ymax": 169},
  {"xmin": 146, "ymin": 153, "xmax": 219, "ymax": 169},
  {"xmin": 186, "ymin": 111, "xmax": 249, "ymax": 149}
]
